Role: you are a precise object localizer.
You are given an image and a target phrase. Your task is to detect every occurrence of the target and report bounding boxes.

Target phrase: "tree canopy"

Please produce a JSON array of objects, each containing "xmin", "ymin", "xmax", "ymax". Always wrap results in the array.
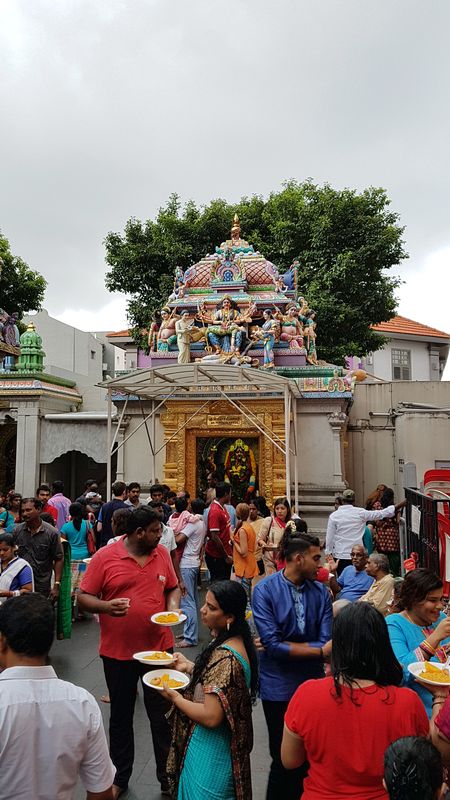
[
  {"xmin": 0, "ymin": 232, "xmax": 46, "ymax": 317},
  {"xmin": 104, "ymin": 180, "xmax": 406, "ymax": 364}
]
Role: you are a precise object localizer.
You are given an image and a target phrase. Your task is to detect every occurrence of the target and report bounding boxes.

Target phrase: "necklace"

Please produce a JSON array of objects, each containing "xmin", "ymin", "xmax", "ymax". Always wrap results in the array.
[{"xmin": 403, "ymin": 611, "xmax": 448, "ymax": 663}]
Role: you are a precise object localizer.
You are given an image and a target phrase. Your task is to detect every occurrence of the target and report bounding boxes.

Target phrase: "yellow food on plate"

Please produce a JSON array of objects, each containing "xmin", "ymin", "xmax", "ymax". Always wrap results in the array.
[
  {"xmin": 155, "ymin": 613, "xmax": 179, "ymax": 624},
  {"xmin": 419, "ymin": 661, "xmax": 450, "ymax": 683},
  {"xmin": 142, "ymin": 652, "xmax": 172, "ymax": 661},
  {"xmin": 150, "ymin": 674, "xmax": 184, "ymax": 688}
]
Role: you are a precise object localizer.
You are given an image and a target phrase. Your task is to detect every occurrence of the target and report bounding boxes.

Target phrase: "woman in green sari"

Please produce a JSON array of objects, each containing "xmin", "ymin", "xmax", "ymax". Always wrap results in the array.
[{"xmin": 163, "ymin": 580, "xmax": 258, "ymax": 800}]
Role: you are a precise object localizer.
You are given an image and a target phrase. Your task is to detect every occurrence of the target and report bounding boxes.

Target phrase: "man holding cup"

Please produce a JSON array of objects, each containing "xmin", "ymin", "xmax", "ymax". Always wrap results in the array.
[{"xmin": 78, "ymin": 507, "xmax": 180, "ymax": 798}]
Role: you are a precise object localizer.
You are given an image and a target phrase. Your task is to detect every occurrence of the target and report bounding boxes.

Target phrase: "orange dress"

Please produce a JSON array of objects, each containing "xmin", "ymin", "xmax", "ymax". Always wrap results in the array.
[{"xmin": 233, "ymin": 521, "xmax": 258, "ymax": 579}]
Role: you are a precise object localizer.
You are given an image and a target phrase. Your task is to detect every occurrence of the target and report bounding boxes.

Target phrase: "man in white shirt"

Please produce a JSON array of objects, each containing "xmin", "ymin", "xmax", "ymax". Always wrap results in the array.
[
  {"xmin": 0, "ymin": 593, "xmax": 114, "ymax": 800},
  {"xmin": 176, "ymin": 498, "xmax": 206, "ymax": 647},
  {"xmin": 325, "ymin": 488, "xmax": 395, "ymax": 574}
]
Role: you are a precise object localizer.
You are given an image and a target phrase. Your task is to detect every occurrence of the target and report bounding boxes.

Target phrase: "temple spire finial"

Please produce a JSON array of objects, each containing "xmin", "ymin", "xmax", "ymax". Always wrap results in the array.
[{"xmin": 231, "ymin": 213, "xmax": 240, "ymax": 242}]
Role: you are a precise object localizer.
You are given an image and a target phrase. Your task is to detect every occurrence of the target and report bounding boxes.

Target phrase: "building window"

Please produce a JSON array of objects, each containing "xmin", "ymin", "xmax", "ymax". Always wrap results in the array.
[
  {"xmin": 391, "ymin": 348, "xmax": 411, "ymax": 380},
  {"xmin": 90, "ymin": 350, "xmax": 96, "ymax": 360}
]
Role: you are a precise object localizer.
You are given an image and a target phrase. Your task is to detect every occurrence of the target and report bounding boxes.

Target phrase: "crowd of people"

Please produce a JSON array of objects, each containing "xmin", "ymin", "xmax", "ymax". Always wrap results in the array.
[{"xmin": 0, "ymin": 476, "xmax": 450, "ymax": 799}]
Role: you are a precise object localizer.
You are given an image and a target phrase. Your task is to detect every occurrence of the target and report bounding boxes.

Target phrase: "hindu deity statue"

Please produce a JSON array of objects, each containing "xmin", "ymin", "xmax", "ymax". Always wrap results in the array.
[
  {"xmin": 154, "ymin": 307, "xmax": 179, "ymax": 352},
  {"xmin": 251, "ymin": 309, "xmax": 280, "ymax": 369},
  {"xmin": 274, "ymin": 303, "xmax": 306, "ymax": 350},
  {"xmin": 197, "ymin": 296, "xmax": 256, "ymax": 354},
  {"xmin": 0, "ymin": 310, "xmax": 20, "ymax": 347},
  {"xmin": 224, "ymin": 438, "xmax": 257, "ymax": 503}
]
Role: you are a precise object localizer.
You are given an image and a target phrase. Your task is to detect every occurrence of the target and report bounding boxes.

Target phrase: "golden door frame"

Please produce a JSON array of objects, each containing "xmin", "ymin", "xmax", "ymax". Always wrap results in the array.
[{"xmin": 161, "ymin": 398, "xmax": 287, "ymax": 506}]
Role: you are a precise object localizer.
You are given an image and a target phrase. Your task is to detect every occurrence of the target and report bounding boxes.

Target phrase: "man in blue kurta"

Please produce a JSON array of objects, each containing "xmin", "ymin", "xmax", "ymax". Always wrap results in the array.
[{"xmin": 253, "ymin": 532, "xmax": 332, "ymax": 800}]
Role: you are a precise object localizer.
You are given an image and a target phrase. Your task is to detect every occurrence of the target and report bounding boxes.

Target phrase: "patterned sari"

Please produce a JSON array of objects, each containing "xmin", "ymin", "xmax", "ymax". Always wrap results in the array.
[{"xmin": 167, "ymin": 646, "xmax": 253, "ymax": 800}]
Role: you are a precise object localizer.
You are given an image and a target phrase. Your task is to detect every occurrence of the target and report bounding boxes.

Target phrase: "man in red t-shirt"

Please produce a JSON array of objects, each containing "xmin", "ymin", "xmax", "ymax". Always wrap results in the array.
[
  {"xmin": 36, "ymin": 484, "xmax": 58, "ymax": 525},
  {"xmin": 205, "ymin": 482, "xmax": 233, "ymax": 581},
  {"xmin": 78, "ymin": 506, "xmax": 180, "ymax": 798}
]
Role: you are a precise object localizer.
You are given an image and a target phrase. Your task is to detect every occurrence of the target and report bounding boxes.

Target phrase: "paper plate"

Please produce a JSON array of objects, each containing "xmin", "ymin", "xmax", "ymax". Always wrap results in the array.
[
  {"xmin": 150, "ymin": 612, "xmax": 187, "ymax": 627},
  {"xmin": 408, "ymin": 661, "xmax": 450, "ymax": 687},
  {"xmin": 82, "ymin": 558, "xmax": 92, "ymax": 564},
  {"xmin": 143, "ymin": 668, "xmax": 190, "ymax": 692},
  {"xmin": 133, "ymin": 651, "xmax": 175, "ymax": 666}
]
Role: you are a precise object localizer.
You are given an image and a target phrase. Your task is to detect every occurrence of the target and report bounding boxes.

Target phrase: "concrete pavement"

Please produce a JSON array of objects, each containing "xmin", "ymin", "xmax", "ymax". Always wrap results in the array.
[{"xmin": 53, "ymin": 611, "xmax": 269, "ymax": 799}]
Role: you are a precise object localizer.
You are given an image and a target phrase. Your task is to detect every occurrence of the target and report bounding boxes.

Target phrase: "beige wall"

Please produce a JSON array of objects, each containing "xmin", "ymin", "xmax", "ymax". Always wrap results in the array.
[{"xmin": 347, "ymin": 381, "xmax": 450, "ymax": 504}]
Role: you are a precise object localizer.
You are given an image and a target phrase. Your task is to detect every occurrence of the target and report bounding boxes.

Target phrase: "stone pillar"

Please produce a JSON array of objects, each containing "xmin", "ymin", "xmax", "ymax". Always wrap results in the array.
[
  {"xmin": 114, "ymin": 419, "xmax": 129, "ymax": 481},
  {"xmin": 15, "ymin": 401, "xmax": 41, "ymax": 495},
  {"xmin": 328, "ymin": 410, "xmax": 347, "ymax": 488}
]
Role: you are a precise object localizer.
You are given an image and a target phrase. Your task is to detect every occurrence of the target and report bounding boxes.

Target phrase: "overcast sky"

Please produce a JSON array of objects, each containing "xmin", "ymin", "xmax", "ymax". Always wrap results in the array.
[{"xmin": 1, "ymin": 0, "xmax": 449, "ymax": 347}]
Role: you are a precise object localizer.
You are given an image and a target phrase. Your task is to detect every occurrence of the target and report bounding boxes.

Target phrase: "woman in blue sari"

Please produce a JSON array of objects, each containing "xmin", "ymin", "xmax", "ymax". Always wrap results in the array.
[
  {"xmin": 164, "ymin": 581, "xmax": 258, "ymax": 800},
  {"xmin": 386, "ymin": 568, "xmax": 450, "ymax": 717}
]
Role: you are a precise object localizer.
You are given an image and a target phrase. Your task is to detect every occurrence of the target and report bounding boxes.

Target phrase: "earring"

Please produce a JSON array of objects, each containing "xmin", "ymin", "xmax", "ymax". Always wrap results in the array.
[{"xmin": 226, "ymin": 622, "xmax": 231, "ymax": 631}]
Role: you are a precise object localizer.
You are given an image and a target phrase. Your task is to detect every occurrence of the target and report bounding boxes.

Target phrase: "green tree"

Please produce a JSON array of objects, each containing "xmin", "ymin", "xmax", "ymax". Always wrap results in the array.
[
  {"xmin": 104, "ymin": 181, "xmax": 405, "ymax": 364},
  {"xmin": 0, "ymin": 232, "xmax": 46, "ymax": 316}
]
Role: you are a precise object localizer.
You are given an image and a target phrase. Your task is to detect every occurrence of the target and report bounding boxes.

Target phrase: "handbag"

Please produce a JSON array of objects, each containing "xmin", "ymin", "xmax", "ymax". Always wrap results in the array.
[{"xmin": 86, "ymin": 522, "xmax": 96, "ymax": 556}]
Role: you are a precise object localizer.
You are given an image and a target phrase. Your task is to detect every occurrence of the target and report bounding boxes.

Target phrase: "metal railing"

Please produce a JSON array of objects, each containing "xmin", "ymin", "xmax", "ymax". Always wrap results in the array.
[{"xmin": 402, "ymin": 488, "xmax": 450, "ymax": 578}]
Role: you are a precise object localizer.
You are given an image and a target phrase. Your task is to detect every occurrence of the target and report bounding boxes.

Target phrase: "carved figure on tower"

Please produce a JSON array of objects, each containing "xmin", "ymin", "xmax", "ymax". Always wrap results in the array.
[
  {"xmin": 251, "ymin": 309, "xmax": 280, "ymax": 368},
  {"xmin": 197, "ymin": 296, "xmax": 256, "ymax": 354},
  {"xmin": 274, "ymin": 303, "xmax": 306, "ymax": 351},
  {"xmin": 155, "ymin": 307, "xmax": 178, "ymax": 352}
]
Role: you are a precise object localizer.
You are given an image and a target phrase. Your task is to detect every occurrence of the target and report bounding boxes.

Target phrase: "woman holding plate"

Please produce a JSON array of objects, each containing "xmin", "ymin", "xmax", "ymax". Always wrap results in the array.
[
  {"xmin": 162, "ymin": 580, "xmax": 258, "ymax": 800},
  {"xmin": 386, "ymin": 568, "xmax": 450, "ymax": 717}
]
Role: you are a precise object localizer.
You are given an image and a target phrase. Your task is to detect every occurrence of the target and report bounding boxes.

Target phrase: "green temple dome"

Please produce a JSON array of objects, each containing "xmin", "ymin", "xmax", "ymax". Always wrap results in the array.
[{"xmin": 17, "ymin": 322, "xmax": 46, "ymax": 373}]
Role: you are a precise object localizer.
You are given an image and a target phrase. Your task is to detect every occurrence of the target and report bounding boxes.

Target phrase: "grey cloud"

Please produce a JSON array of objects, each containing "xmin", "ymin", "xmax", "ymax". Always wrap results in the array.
[{"xmin": 1, "ymin": 0, "xmax": 449, "ymax": 320}]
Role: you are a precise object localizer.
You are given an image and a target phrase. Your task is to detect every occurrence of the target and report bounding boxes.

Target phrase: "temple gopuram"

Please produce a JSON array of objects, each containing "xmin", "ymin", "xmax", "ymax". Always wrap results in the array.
[
  {"xmin": 144, "ymin": 214, "xmax": 317, "ymax": 371},
  {"xmin": 105, "ymin": 217, "xmax": 357, "ymax": 532}
]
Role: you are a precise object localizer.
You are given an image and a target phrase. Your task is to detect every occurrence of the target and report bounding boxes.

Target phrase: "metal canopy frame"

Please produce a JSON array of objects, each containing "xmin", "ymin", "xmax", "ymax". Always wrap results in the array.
[{"xmin": 99, "ymin": 365, "xmax": 299, "ymax": 505}]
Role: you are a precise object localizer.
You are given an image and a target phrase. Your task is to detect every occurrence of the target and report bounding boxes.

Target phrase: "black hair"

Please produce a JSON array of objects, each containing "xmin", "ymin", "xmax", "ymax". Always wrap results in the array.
[
  {"xmin": 126, "ymin": 506, "xmax": 161, "ymax": 534},
  {"xmin": 112, "ymin": 481, "xmax": 126, "ymax": 497},
  {"xmin": 192, "ymin": 580, "xmax": 259, "ymax": 702},
  {"xmin": 284, "ymin": 530, "xmax": 319, "ymax": 561},
  {"xmin": 0, "ymin": 594, "xmax": 54, "ymax": 656},
  {"xmin": 69, "ymin": 502, "xmax": 85, "ymax": 532},
  {"xmin": 277, "ymin": 519, "xmax": 310, "ymax": 562},
  {"xmin": 51, "ymin": 481, "xmax": 64, "ymax": 494},
  {"xmin": 112, "ymin": 507, "xmax": 132, "ymax": 535},
  {"xmin": 384, "ymin": 736, "xmax": 443, "ymax": 800},
  {"xmin": 84, "ymin": 479, "xmax": 97, "ymax": 489},
  {"xmin": 191, "ymin": 498, "xmax": 205, "ymax": 515},
  {"xmin": 21, "ymin": 497, "xmax": 43, "ymax": 511},
  {"xmin": 332, "ymin": 603, "xmax": 403, "ymax": 701},
  {"xmin": 273, "ymin": 496, "xmax": 292, "ymax": 522},
  {"xmin": 149, "ymin": 484, "xmax": 164, "ymax": 496},
  {"xmin": 398, "ymin": 569, "xmax": 443, "ymax": 612},
  {"xmin": 40, "ymin": 513, "xmax": 57, "ymax": 527},
  {"xmin": 0, "ymin": 532, "xmax": 14, "ymax": 547},
  {"xmin": 167, "ymin": 491, "xmax": 177, "ymax": 501},
  {"xmin": 254, "ymin": 496, "xmax": 271, "ymax": 518},
  {"xmin": 174, "ymin": 497, "xmax": 189, "ymax": 514},
  {"xmin": 215, "ymin": 482, "xmax": 231, "ymax": 500},
  {"xmin": 127, "ymin": 482, "xmax": 141, "ymax": 492},
  {"xmin": 263, "ymin": 308, "xmax": 273, "ymax": 316},
  {"xmin": 36, "ymin": 484, "xmax": 50, "ymax": 495},
  {"xmin": 380, "ymin": 487, "xmax": 395, "ymax": 508}
]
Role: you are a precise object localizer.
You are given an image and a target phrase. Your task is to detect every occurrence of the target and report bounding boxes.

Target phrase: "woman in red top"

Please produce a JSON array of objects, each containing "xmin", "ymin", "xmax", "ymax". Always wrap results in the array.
[{"xmin": 281, "ymin": 603, "xmax": 429, "ymax": 800}]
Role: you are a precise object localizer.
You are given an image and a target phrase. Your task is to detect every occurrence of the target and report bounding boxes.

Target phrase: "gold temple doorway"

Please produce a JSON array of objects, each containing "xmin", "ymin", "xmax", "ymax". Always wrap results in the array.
[
  {"xmin": 161, "ymin": 399, "xmax": 288, "ymax": 505},
  {"xmin": 101, "ymin": 365, "xmax": 300, "ymax": 507}
]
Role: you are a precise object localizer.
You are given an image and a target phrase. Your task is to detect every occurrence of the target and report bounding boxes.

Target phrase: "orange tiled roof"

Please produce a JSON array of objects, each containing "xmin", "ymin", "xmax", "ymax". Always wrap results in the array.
[
  {"xmin": 372, "ymin": 315, "xmax": 450, "ymax": 340},
  {"xmin": 107, "ymin": 329, "xmax": 131, "ymax": 338}
]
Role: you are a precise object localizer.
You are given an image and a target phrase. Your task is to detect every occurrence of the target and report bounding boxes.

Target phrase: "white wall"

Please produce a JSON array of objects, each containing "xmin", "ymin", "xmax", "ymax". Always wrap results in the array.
[
  {"xmin": 346, "ymin": 381, "xmax": 450, "ymax": 504},
  {"xmin": 364, "ymin": 338, "xmax": 431, "ymax": 381},
  {"xmin": 23, "ymin": 310, "xmax": 108, "ymax": 410}
]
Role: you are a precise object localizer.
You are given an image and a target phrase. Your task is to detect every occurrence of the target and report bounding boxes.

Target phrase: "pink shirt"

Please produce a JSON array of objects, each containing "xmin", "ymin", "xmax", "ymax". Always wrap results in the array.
[{"xmin": 48, "ymin": 493, "xmax": 71, "ymax": 530}]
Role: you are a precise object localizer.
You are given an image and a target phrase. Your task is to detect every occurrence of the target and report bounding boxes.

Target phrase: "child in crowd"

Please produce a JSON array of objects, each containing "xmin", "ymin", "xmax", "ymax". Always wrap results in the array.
[{"xmin": 384, "ymin": 736, "xmax": 444, "ymax": 800}]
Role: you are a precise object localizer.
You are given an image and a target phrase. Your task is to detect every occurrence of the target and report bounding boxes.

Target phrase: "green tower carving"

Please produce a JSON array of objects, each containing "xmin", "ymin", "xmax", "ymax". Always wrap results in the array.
[{"xmin": 17, "ymin": 322, "xmax": 46, "ymax": 374}]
